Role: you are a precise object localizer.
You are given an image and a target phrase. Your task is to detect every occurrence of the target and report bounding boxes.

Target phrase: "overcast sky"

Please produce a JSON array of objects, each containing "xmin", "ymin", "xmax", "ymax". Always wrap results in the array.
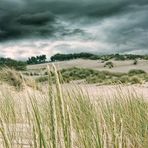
[{"xmin": 0, "ymin": 0, "xmax": 148, "ymax": 59}]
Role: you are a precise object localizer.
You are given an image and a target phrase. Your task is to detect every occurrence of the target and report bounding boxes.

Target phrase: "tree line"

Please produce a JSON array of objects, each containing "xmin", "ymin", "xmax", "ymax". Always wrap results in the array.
[
  {"xmin": 27, "ymin": 55, "xmax": 46, "ymax": 64},
  {"xmin": 27, "ymin": 52, "xmax": 148, "ymax": 64},
  {"xmin": 50, "ymin": 53, "xmax": 148, "ymax": 61},
  {"xmin": 50, "ymin": 53, "xmax": 97, "ymax": 61}
]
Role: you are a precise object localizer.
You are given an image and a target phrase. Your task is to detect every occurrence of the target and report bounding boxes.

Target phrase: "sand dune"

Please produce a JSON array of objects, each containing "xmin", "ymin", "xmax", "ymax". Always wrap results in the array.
[{"xmin": 27, "ymin": 59, "xmax": 148, "ymax": 73}]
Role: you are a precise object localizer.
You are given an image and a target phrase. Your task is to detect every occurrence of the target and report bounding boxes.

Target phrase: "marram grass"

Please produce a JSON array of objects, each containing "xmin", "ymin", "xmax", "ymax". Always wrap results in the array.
[{"xmin": 0, "ymin": 67, "xmax": 148, "ymax": 147}]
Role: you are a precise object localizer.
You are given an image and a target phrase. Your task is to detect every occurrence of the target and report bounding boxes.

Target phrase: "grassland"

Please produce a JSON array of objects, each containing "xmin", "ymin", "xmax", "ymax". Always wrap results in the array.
[{"xmin": 0, "ymin": 67, "xmax": 148, "ymax": 147}]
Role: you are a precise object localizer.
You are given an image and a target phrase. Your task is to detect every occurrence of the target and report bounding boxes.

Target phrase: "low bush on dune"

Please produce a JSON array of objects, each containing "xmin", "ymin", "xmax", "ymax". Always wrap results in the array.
[
  {"xmin": 104, "ymin": 61, "xmax": 114, "ymax": 68},
  {"xmin": 37, "ymin": 67, "xmax": 147, "ymax": 85},
  {"xmin": 1, "ymin": 67, "xmax": 147, "ymax": 91},
  {"xmin": 36, "ymin": 76, "xmax": 48, "ymax": 83},
  {"xmin": 128, "ymin": 69, "xmax": 146, "ymax": 75},
  {"xmin": 0, "ymin": 68, "xmax": 24, "ymax": 90},
  {"xmin": 62, "ymin": 68, "xmax": 148, "ymax": 84},
  {"xmin": 0, "ymin": 68, "xmax": 39, "ymax": 90},
  {"xmin": 130, "ymin": 76, "xmax": 143, "ymax": 84},
  {"xmin": 119, "ymin": 75, "xmax": 130, "ymax": 83}
]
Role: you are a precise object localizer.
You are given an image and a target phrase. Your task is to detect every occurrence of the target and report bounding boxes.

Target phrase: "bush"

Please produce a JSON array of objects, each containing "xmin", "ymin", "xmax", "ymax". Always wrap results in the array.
[
  {"xmin": 133, "ymin": 59, "xmax": 138, "ymax": 65},
  {"xmin": 36, "ymin": 76, "xmax": 48, "ymax": 83},
  {"xmin": 120, "ymin": 75, "xmax": 129, "ymax": 83},
  {"xmin": 128, "ymin": 69, "xmax": 146, "ymax": 75},
  {"xmin": 44, "ymin": 71, "xmax": 48, "ymax": 75},
  {"xmin": 86, "ymin": 76, "xmax": 103, "ymax": 84},
  {"xmin": 34, "ymin": 67, "xmax": 147, "ymax": 85},
  {"xmin": 0, "ymin": 68, "xmax": 24, "ymax": 90},
  {"xmin": 130, "ymin": 76, "xmax": 142, "ymax": 84},
  {"xmin": 0, "ymin": 68, "xmax": 41, "ymax": 90},
  {"xmin": 104, "ymin": 61, "xmax": 114, "ymax": 68},
  {"xmin": 143, "ymin": 74, "xmax": 148, "ymax": 82}
]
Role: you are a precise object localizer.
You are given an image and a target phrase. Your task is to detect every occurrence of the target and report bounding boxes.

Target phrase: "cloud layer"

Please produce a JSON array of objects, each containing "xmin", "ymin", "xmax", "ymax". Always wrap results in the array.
[{"xmin": 0, "ymin": 0, "xmax": 148, "ymax": 59}]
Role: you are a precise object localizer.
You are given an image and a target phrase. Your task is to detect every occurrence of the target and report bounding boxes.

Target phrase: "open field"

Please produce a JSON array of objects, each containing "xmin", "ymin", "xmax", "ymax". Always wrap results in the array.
[{"xmin": 27, "ymin": 59, "xmax": 148, "ymax": 73}]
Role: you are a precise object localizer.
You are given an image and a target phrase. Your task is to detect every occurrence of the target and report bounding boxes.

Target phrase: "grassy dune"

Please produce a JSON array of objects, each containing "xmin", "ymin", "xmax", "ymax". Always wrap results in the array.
[
  {"xmin": 0, "ymin": 67, "xmax": 148, "ymax": 147},
  {"xmin": 35, "ymin": 67, "xmax": 148, "ymax": 85}
]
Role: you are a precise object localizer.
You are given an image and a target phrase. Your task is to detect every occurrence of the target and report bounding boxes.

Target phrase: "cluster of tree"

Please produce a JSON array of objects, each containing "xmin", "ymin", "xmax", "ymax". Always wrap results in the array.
[
  {"xmin": 27, "ymin": 55, "xmax": 47, "ymax": 65},
  {"xmin": 0, "ymin": 58, "xmax": 27, "ymax": 70},
  {"xmin": 50, "ymin": 53, "xmax": 148, "ymax": 62},
  {"xmin": 50, "ymin": 53, "xmax": 96, "ymax": 61}
]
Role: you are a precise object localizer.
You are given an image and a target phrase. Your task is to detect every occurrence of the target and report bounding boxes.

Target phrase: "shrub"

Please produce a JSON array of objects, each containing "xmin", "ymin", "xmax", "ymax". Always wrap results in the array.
[
  {"xmin": 104, "ymin": 61, "xmax": 114, "ymax": 68},
  {"xmin": 0, "ymin": 68, "xmax": 41, "ymax": 90},
  {"xmin": 128, "ymin": 69, "xmax": 146, "ymax": 75},
  {"xmin": 144, "ymin": 75, "xmax": 148, "ymax": 82},
  {"xmin": 119, "ymin": 75, "xmax": 129, "ymax": 83},
  {"xmin": 86, "ymin": 76, "xmax": 103, "ymax": 83},
  {"xmin": 0, "ymin": 68, "xmax": 24, "ymax": 90},
  {"xmin": 133, "ymin": 59, "xmax": 138, "ymax": 65},
  {"xmin": 44, "ymin": 71, "xmax": 48, "ymax": 75},
  {"xmin": 36, "ymin": 76, "xmax": 48, "ymax": 83},
  {"xmin": 130, "ymin": 76, "xmax": 142, "ymax": 84},
  {"xmin": 34, "ymin": 67, "xmax": 147, "ymax": 85}
]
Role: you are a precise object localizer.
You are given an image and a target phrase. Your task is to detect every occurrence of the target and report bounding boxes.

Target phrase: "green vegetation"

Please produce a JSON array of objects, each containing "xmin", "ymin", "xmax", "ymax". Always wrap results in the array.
[
  {"xmin": 128, "ymin": 69, "xmax": 146, "ymax": 75},
  {"xmin": 60, "ymin": 68, "xmax": 147, "ymax": 84},
  {"xmin": 50, "ymin": 52, "xmax": 96, "ymax": 61},
  {"xmin": 104, "ymin": 61, "xmax": 114, "ymax": 68},
  {"xmin": 27, "ymin": 54, "xmax": 47, "ymax": 64},
  {"xmin": 0, "ymin": 67, "xmax": 148, "ymax": 147},
  {"xmin": 0, "ymin": 68, "xmax": 39, "ymax": 90},
  {"xmin": 36, "ymin": 75, "xmax": 48, "ymax": 83},
  {"xmin": 0, "ymin": 68, "xmax": 24, "ymax": 90},
  {"xmin": 50, "ymin": 52, "xmax": 148, "ymax": 62},
  {"xmin": 133, "ymin": 59, "xmax": 138, "ymax": 65},
  {"xmin": 35, "ymin": 67, "xmax": 148, "ymax": 84},
  {"xmin": 0, "ymin": 57, "xmax": 26, "ymax": 70}
]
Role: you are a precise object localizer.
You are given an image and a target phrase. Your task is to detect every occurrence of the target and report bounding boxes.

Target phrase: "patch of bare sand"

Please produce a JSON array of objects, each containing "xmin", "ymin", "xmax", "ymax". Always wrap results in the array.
[{"xmin": 62, "ymin": 83, "xmax": 148, "ymax": 101}]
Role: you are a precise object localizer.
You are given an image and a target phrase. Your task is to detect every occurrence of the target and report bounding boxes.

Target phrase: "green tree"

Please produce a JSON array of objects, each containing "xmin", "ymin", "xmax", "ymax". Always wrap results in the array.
[{"xmin": 27, "ymin": 55, "xmax": 47, "ymax": 64}]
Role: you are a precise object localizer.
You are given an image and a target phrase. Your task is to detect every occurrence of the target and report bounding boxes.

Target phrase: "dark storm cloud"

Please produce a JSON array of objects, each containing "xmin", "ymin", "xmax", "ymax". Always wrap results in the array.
[
  {"xmin": 0, "ymin": 0, "xmax": 57, "ymax": 41},
  {"xmin": 17, "ymin": 12, "xmax": 54, "ymax": 26},
  {"xmin": 0, "ymin": 0, "xmax": 148, "ymax": 55},
  {"xmin": 0, "ymin": 0, "xmax": 146, "ymax": 41}
]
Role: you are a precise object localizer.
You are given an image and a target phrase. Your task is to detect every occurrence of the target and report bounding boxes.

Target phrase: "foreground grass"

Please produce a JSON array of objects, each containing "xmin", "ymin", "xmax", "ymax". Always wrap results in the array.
[{"xmin": 0, "ymin": 67, "xmax": 148, "ymax": 147}]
